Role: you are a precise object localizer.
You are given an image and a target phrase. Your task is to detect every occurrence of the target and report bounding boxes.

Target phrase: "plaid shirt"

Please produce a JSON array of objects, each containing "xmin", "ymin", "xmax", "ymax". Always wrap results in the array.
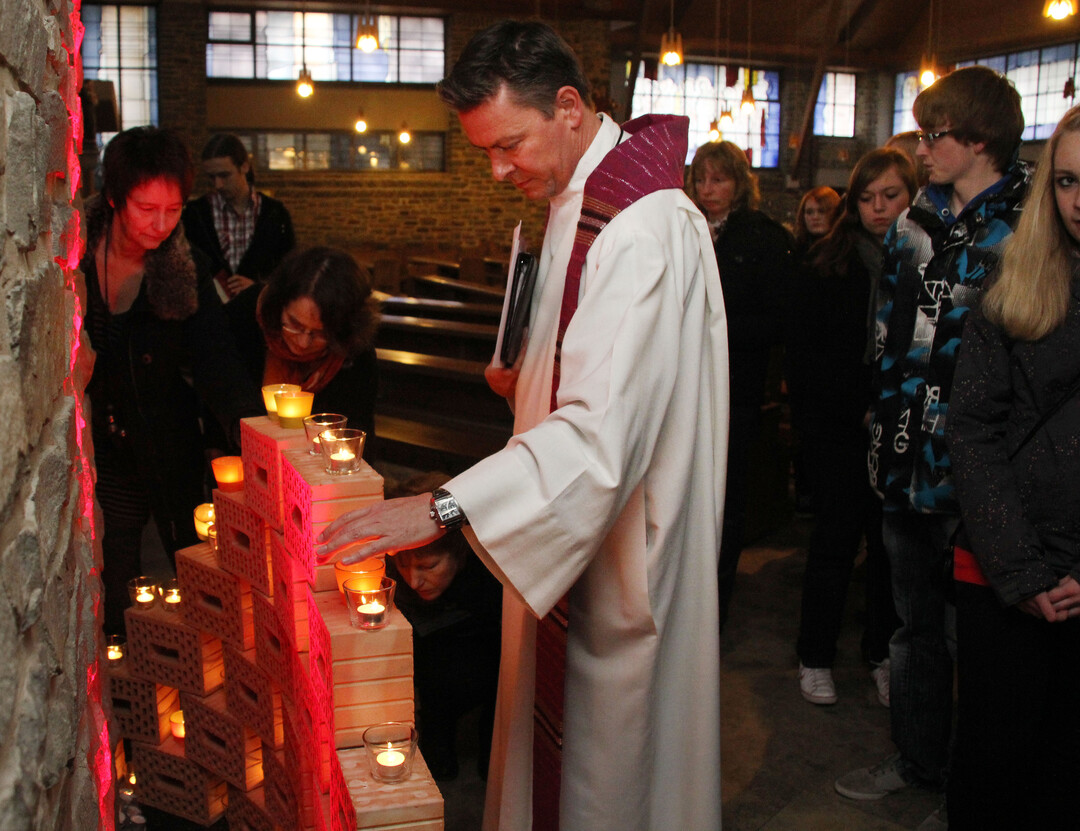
[{"xmin": 210, "ymin": 188, "xmax": 261, "ymax": 273}]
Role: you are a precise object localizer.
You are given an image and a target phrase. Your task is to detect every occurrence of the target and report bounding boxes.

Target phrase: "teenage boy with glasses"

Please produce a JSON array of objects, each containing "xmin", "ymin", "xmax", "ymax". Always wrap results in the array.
[{"xmin": 835, "ymin": 66, "xmax": 1029, "ymax": 818}]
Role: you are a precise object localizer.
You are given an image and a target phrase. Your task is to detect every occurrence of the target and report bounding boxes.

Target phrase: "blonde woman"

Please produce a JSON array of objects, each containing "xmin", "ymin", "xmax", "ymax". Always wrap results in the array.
[{"xmin": 945, "ymin": 103, "xmax": 1080, "ymax": 830}]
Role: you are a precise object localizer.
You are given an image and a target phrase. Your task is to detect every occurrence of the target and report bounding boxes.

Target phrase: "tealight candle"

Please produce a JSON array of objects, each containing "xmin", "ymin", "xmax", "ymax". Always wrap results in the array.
[
  {"xmin": 170, "ymin": 710, "xmax": 185, "ymax": 740},
  {"xmin": 193, "ymin": 503, "xmax": 215, "ymax": 541},
  {"xmin": 106, "ymin": 635, "xmax": 126, "ymax": 663},
  {"xmin": 261, "ymin": 383, "xmax": 301, "ymax": 417},
  {"xmin": 128, "ymin": 577, "xmax": 160, "ymax": 610},
  {"xmin": 345, "ymin": 576, "xmax": 396, "ymax": 631},
  {"xmin": 161, "ymin": 579, "xmax": 182, "ymax": 612},
  {"xmin": 319, "ymin": 428, "xmax": 366, "ymax": 475},
  {"xmin": 275, "ymin": 390, "xmax": 315, "ymax": 428},
  {"xmin": 362, "ymin": 723, "xmax": 417, "ymax": 783},
  {"xmin": 207, "ymin": 524, "xmax": 218, "ymax": 553},
  {"xmin": 304, "ymin": 413, "xmax": 347, "ymax": 456},
  {"xmin": 210, "ymin": 455, "xmax": 244, "ymax": 492}
]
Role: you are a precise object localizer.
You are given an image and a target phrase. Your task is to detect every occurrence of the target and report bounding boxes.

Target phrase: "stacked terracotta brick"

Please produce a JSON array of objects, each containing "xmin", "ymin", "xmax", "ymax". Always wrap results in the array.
[{"xmin": 105, "ymin": 416, "xmax": 444, "ymax": 830}]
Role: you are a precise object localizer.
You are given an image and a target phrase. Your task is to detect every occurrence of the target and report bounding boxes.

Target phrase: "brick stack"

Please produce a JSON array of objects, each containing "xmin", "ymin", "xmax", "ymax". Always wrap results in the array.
[{"xmin": 105, "ymin": 415, "xmax": 444, "ymax": 830}]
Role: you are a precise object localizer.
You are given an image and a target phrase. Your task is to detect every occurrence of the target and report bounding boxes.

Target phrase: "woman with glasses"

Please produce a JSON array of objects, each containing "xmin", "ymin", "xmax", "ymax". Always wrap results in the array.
[{"xmin": 256, "ymin": 246, "xmax": 380, "ymax": 443}]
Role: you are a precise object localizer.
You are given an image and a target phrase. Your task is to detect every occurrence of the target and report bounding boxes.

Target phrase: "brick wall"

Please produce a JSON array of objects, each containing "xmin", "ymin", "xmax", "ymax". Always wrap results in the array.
[
  {"xmin": 0, "ymin": 0, "xmax": 106, "ymax": 828},
  {"xmin": 162, "ymin": 9, "xmax": 610, "ymax": 254}
]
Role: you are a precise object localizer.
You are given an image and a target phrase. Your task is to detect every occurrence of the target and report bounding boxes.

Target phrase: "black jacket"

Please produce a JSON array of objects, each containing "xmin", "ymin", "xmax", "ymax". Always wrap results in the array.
[
  {"xmin": 947, "ymin": 275, "xmax": 1080, "ymax": 606},
  {"xmin": 83, "ymin": 202, "xmax": 262, "ymax": 527},
  {"xmin": 181, "ymin": 192, "xmax": 296, "ymax": 285},
  {"xmin": 713, "ymin": 208, "xmax": 795, "ymax": 406}
]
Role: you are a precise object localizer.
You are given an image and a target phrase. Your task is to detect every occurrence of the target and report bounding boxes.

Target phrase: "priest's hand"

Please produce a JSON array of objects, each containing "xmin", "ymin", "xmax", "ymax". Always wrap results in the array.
[
  {"xmin": 486, "ymin": 337, "xmax": 526, "ymax": 408},
  {"xmin": 315, "ymin": 494, "xmax": 445, "ymax": 564}
]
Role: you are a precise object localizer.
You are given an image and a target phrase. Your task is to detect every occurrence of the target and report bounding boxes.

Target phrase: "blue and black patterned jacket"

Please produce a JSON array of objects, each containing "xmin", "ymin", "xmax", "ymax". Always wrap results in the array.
[{"xmin": 867, "ymin": 160, "xmax": 1029, "ymax": 514}]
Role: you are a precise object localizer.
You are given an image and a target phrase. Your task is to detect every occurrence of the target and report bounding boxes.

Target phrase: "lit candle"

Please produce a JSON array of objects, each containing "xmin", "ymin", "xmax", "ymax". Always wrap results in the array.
[
  {"xmin": 106, "ymin": 636, "xmax": 125, "ymax": 663},
  {"xmin": 161, "ymin": 580, "xmax": 182, "ymax": 611},
  {"xmin": 170, "ymin": 711, "xmax": 185, "ymax": 740},
  {"xmin": 262, "ymin": 383, "xmax": 301, "ymax": 416},
  {"xmin": 193, "ymin": 503, "xmax": 215, "ymax": 541},
  {"xmin": 210, "ymin": 456, "xmax": 244, "ymax": 492},
  {"xmin": 275, "ymin": 390, "xmax": 315, "ymax": 428},
  {"xmin": 320, "ymin": 428, "xmax": 365, "ymax": 475},
  {"xmin": 127, "ymin": 771, "xmax": 137, "ymax": 786},
  {"xmin": 136, "ymin": 589, "xmax": 154, "ymax": 604},
  {"xmin": 129, "ymin": 576, "xmax": 160, "ymax": 609},
  {"xmin": 335, "ymin": 557, "xmax": 386, "ymax": 594},
  {"xmin": 357, "ymin": 600, "xmax": 386, "ymax": 627},
  {"xmin": 376, "ymin": 748, "xmax": 405, "ymax": 768}
]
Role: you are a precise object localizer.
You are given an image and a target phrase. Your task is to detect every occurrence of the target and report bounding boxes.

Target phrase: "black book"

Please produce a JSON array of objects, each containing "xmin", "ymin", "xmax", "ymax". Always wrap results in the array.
[{"xmin": 500, "ymin": 251, "xmax": 538, "ymax": 366}]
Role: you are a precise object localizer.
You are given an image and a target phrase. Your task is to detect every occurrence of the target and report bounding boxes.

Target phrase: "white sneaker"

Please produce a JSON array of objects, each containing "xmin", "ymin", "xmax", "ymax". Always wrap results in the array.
[
  {"xmin": 799, "ymin": 663, "xmax": 837, "ymax": 705},
  {"xmin": 870, "ymin": 659, "xmax": 890, "ymax": 708}
]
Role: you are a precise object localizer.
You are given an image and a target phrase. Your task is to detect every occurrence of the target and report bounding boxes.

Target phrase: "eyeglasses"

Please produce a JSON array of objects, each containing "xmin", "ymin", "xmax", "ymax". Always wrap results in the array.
[
  {"xmin": 281, "ymin": 320, "xmax": 327, "ymax": 343},
  {"xmin": 916, "ymin": 129, "xmax": 953, "ymax": 146}
]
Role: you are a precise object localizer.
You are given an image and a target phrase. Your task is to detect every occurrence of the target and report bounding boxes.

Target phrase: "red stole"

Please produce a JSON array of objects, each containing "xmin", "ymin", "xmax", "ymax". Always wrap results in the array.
[{"xmin": 532, "ymin": 113, "xmax": 689, "ymax": 831}]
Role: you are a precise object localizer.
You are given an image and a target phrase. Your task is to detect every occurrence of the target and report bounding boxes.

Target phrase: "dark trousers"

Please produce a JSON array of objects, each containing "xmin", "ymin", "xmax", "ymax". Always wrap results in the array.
[
  {"xmin": 947, "ymin": 582, "xmax": 1080, "ymax": 830},
  {"xmin": 797, "ymin": 426, "xmax": 898, "ymax": 667},
  {"xmin": 96, "ymin": 447, "xmax": 199, "ymax": 635},
  {"xmin": 717, "ymin": 402, "xmax": 761, "ymax": 631}
]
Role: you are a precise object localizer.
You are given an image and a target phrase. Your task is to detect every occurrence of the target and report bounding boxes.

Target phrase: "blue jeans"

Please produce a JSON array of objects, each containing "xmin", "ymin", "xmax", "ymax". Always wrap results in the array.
[{"xmin": 883, "ymin": 511, "xmax": 957, "ymax": 788}]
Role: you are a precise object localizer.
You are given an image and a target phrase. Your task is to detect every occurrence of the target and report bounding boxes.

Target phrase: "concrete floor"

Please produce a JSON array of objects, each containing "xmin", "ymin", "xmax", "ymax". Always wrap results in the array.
[{"xmin": 438, "ymin": 514, "xmax": 944, "ymax": 831}]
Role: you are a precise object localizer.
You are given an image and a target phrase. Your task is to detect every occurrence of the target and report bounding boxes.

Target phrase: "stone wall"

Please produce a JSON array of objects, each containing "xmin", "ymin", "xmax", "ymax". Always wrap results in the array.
[{"xmin": 0, "ymin": 0, "xmax": 106, "ymax": 828}]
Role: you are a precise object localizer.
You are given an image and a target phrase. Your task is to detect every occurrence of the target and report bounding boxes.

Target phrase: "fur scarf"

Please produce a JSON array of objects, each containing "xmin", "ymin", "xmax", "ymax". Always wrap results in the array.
[{"xmin": 84, "ymin": 195, "xmax": 199, "ymax": 320}]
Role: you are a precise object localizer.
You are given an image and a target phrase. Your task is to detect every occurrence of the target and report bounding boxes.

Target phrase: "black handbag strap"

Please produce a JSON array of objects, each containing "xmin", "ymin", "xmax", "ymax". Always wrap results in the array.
[{"xmin": 1008, "ymin": 372, "xmax": 1080, "ymax": 460}]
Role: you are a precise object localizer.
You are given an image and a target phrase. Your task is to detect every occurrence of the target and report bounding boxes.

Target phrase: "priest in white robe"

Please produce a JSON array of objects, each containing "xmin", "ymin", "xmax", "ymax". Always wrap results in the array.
[{"xmin": 318, "ymin": 20, "xmax": 728, "ymax": 831}]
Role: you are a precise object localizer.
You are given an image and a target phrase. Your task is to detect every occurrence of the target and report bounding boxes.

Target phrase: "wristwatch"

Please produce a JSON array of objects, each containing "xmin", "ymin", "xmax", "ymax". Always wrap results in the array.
[{"xmin": 429, "ymin": 488, "xmax": 468, "ymax": 530}]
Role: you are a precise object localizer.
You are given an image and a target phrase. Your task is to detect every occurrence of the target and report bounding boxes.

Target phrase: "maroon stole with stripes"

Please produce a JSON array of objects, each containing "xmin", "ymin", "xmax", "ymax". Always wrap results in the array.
[{"xmin": 532, "ymin": 113, "xmax": 689, "ymax": 831}]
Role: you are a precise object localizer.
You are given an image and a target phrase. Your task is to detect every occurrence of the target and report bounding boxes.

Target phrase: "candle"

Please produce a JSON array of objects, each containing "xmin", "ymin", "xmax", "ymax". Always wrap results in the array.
[
  {"xmin": 161, "ymin": 579, "xmax": 182, "ymax": 611},
  {"xmin": 106, "ymin": 635, "xmax": 126, "ymax": 663},
  {"xmin": 362, "ymin": 723, "xmax": 417, "ymax": 782},
  {"xmin": 129, "ymin": 577, "xmax": 160, "ymax": 609},
  {"xmin": 357, "ymin": 600, "xmax": 386, "ymax": 627},
  {"xmin": 193, "ymin": 503, "xmax": 215, "ymax": 541},
  {"xmin": 320, "ymin": 428, "xmax": 366, "ymax": 474},
  {"xmin": 261, "ymin": 383, "xmax": 301, "ymax": 416},
  {"xmin": 136, "ymin": 590, "xmax": 154, "ymax": 604},
  {"xmin": 170, "ymin": 711, "xmax": 185, "ymax": 740},
  {"xmin": 127, "ymin": 771, "xmax": 137, "ymax": 786},
  {"xmin": 335, "ymin": 557, "xmax": 386, "ymax": 594},
  {"xmin": 275, "ymin": 390, "xmax": 315, "ymax": 428},
  {"xmin": 207, "ymin": 524, "xmax": 218, "ymax": 552},
  {"xmin": 304, "ymin": 413, "xmax": 347, "ymax": 455},
  {"xmin": 210, "ymin": 456, "xmax": 244, "ymax": 492}
]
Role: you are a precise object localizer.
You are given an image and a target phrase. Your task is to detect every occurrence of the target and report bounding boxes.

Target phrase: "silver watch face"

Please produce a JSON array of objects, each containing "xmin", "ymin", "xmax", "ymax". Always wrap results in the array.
[{"xmin": 432, "ymin": 491, "xmax": 463, "ymax": 526}]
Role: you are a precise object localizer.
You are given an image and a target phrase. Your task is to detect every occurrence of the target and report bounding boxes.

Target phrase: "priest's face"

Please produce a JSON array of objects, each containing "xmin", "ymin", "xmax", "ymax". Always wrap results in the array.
[{"xmin": 458, "ymin": 84, "xmax": 583, "ymax": 201}]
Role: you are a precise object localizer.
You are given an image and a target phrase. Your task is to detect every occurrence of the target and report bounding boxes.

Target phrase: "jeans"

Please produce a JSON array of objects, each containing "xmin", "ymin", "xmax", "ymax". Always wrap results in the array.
[
  {"xmin": 883, "ymin": 510, "xmax": 957, "ymax": 787},
  {"xmin": 947, "ymin": 583, "xmax": 1080, "ymax": 830}
]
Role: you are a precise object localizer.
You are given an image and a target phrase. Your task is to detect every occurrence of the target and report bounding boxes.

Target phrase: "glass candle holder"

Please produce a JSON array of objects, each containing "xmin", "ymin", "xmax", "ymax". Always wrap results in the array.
[
  {"xmin": 345, "ymin": 576, "xmax": 395, "ymax": 631},
  {"xmin": 262, "ymin": 383, "xmax": 301, "ymax": 418},
  {"xmin": 106, "ymin": 635, "xmax": 126, "ymax": 664},
  {"xmin": 319, "ymin": 428, "xmax": 366, "ymax": 475},
  {"xmin": 207, "ymin": 524, "xmax": 218, "ymax": 553},
  {"xmin": 304, "ymin": 413, "xmax": 347, "ymax": 456},
  {"xmin": 275, "ymin": 390, "xmax": 315, "ymax": 428},
  {"xmin": 210, "ymin": 455, "xmax": 244, "ymax": 492},
  {"xmin": 362, "ymin": 722, "xmax": 417, "ymax": 783},
  {"xmin": 334, "ymin": 556, "xmax": 386, "ymax": 595},
  {"xmin": 170, "ymin": 710, "xmax": 185, "ymax": 740},
  {"xmin": 128, "ymin": 576, "xmax": 160, "ymax": 610},
  {"xmin": 160, "ymin": 578, "xmax": 182, "ymax": 612},
  {"xmin": 193, "ymin": 503, "xmax": 215, "ymax": 541}
]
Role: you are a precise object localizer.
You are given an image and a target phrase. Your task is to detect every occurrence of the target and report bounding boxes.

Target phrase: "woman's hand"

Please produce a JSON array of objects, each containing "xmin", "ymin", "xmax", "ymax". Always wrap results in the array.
[
  {"xmin": 1017, "ymin": 576, "xmax": 1080, "ymax": 622},
  {"xmin": 1047, "ymin": 575, "xmax": 1080, "ymax": 618},
  {"xmin": 315, "ymin": 494, "xmax": 445, "ymax": 564}
]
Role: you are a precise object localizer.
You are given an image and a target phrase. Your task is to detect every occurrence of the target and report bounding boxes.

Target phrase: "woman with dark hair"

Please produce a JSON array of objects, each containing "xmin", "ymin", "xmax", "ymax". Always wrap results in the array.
[
  {"xmin": 256, "ymin": 246, "xmax": 379, "ymax": 440},
  {"xmin": 686, "ymin": 139, "xmax": 795, "ymax": 630},
  {"xmin": 83, "ymin": 126, "xmax": 262, "ymax": 636},
  {"xmin": 794, "ymin": 186, "xmax": 842, "ymax": 255},
  {"xmin": 789, "ymin": 147, "xmax": 916, "ymax": 706},
  {"xmin": 945, "ymin": 103, "xmax": 1080, "ymax": 829}
]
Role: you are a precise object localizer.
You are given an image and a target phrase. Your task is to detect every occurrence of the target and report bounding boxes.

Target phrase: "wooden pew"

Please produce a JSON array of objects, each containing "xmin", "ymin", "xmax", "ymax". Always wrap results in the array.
[
  {"xmin": 402, "ymin": 273, "xmax": 506, "ymax": 304},
  {"xmin": 377, "ymin": 314, "xmax": 499, "ymax": 363},
  {"xmin": 374, "ymin": 292, "xmax": 503, "ymax": 325},
  {"xmin": 374, "ymin": 348, "xmax": 512, "ymax": 473}
]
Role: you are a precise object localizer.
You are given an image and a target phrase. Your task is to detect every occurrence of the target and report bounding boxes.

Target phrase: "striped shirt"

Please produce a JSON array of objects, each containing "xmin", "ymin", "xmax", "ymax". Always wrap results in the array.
[{"xmin": 210, "ymin": 188, "xmax": 261, "ymax": 273}]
